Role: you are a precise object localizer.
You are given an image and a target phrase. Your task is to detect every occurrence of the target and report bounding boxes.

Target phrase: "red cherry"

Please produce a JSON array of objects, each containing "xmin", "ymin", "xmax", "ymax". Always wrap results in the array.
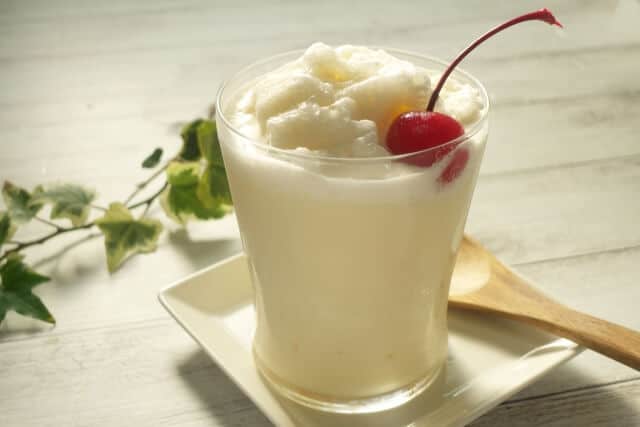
[
  {"xmin": 386, "ymin": 111, "xmax": 463, "ymax": 167},
  {"xmin": 385, "ymin": 8, "xmax": 562, "ymax": 183}
]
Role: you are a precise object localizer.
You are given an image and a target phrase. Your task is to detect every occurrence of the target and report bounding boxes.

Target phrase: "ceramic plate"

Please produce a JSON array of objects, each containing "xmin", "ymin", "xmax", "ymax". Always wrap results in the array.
[{"xmin": 159, "ymin": 253, "xmax": 581, "ymax": 427}]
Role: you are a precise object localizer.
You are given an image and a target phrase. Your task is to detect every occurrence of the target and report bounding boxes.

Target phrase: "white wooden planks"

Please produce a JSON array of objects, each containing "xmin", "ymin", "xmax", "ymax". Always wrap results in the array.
[{"xmin": 1, "ymin": 0, "xmax": 639, "ymax": 426}]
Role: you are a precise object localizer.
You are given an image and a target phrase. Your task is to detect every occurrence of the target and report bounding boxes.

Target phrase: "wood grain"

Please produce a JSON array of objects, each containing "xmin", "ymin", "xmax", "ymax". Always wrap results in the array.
[
  {"xmin": 1, "ymin": 0, "xmax": 640, "ymax": 426},
  {"xmin": 472, "ymin": 379, "xmax": 640, "ymax": 427}
]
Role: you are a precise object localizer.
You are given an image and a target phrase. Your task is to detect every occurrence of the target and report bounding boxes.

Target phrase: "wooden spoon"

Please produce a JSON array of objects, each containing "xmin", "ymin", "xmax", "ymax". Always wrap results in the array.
[{"xmin": 449, "ymin": 235, "xmax": 640, "ymax": 371}]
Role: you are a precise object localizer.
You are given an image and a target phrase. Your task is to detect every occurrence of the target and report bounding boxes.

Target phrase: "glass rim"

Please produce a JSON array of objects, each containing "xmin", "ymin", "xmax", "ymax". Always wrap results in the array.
[{"xmin": 215, "ymin": 46, "xmax": 490, "ymax": 163}]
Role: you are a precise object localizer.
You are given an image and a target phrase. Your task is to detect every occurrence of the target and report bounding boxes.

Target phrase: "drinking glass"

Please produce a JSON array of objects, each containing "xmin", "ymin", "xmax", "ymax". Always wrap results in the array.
[{"xmin": 215, "ymin": 48, "xmax": 489, "ymax": 413}]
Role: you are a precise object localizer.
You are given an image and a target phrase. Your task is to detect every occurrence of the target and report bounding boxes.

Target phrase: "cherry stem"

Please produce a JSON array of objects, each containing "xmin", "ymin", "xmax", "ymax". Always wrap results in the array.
[{"xmin": 426, "ymin": 8, "xmax": 562, "ymax": 112}]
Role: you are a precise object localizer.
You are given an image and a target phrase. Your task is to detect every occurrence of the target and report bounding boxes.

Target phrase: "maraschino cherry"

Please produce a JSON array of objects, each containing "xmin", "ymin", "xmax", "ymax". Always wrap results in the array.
[{"xmin": 386, "ymin": 8, "xmax": 563, "ymax": 182}]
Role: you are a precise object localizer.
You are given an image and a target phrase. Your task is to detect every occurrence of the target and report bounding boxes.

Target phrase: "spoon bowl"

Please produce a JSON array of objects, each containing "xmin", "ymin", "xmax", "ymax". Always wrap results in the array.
[{"xmin": 450, "ymin": 236, "xmax": 640, "ymax": 371}]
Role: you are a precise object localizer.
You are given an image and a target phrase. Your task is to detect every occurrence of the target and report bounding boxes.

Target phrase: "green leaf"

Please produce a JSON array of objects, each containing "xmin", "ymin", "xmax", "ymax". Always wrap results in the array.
[
  {"xmin": 179, "ymin": 119, "xmax": 204, "ymax": 161},
  {"xmin": 31, "ymin": 184, "xmax": 96, "ymax": 226},
  {"xmin": 0, "ymin": 213, "xmax": 8, "ymax": 246},
  {"xmin": 0, "ymin": 211, "xmax": 16, "ymax": 247},
  {"xmin": 161, "ymin": 162, "xmax": 229, "ymax": 224},
  {"xmin": 2, "ymin": 182, "xmax": 43, "ymax": 225},
  {"xmin": 193, "ymin": 119, "xmax": 232, "ymax": 212},
  {"xmin": 95, "ymin": 203, "xmax": 163, "ymax": 273},
  {"xmin": 142, "ymin": 147, "xmax": 163, "ymax": 168},
  {"xmin": 0, "ymin": 254, "xmax": 54, "ymax": 324},
  {"xmin": 196, "ymin": 119, "xmax": 224, "ymax": 167},
  {"xmin": 197, "ymin": 163, "xmax": 232, "ymax": 208},
  {"xmin": 167, "ymin": 162, "xmax": 200, "ymax": 187}
]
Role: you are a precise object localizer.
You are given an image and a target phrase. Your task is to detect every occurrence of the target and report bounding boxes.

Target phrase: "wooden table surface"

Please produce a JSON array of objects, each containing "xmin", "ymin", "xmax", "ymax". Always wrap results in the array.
[{"xmin": 2, "ymin": 0, "xmax": 639, "ymax": 426}]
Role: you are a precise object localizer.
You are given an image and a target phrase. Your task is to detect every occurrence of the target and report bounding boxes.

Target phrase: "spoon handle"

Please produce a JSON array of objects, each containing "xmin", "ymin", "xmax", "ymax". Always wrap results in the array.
[
  {"xmin": 451, "ymin": 236, "xmax": 640, "ymax": 370},
  {"xmin": 531, "ymin": 305, "xmax": 640, "ymax": 371}
]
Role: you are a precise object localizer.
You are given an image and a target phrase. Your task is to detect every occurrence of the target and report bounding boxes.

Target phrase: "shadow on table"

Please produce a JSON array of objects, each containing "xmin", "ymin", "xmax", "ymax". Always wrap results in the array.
[
  {"xmin": 27, "ymin": 227, "xmax": 240, "ymax": 287},
  {"xmin": 0, "ymin": 319, "xmax": 54, "ymax": 336},
  {"xmin": 167, "ymin": 228, "xmax": 242, "ymax": 271},
  {"xmin": 175, "ymin": 347, "xmax": 635, "ymax": 427},
  {"xmin": 32, "ymin": 233, "xmax": 101, "ymax": 270},
  {"xmin": 31, "ymin": 232, "xmax": 104, "ymax": 289},
  {"xmin": 175, "ymin": 348, "xmax": 447, "ymax": 427},
  {"xmin": 177, "ymin": 350, "xmax": 274, "ymax": 427},
  {"xmin": 470, "ymin": 356, "xmax": 640, "ymax": 426}
]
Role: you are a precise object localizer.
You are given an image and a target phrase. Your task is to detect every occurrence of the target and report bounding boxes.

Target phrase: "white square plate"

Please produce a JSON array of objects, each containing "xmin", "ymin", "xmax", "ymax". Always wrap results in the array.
[{"xmin": 159, "ymin": 253, "xmax": 581, "ymax": 427}]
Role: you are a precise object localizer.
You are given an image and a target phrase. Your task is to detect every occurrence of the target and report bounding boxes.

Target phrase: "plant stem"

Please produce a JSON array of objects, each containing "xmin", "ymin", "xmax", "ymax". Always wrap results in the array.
[
  {"xmin": 34, "ymin": 216, "xmax": 62, "ymax": 230},
  {"xmin": 0, "ymin": 181, "xmax": 169, "ymax": 262},
  {"xmin": 0, "ymin": 222, "xmax": 94, "ymax": 262},
  {"xmin": 128, "ymin": 181, "xmax": 168, "ymax": 211},
  {"xmin": 91, "ymin": 204, "xmax": 107, "ymax": 212},
  {"xmin": 124, "ymin": 158, "xmax": 174, "ymax": 205}
]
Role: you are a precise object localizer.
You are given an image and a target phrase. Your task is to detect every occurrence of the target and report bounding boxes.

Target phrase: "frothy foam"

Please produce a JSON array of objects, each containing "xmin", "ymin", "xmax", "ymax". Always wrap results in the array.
[{"xmin": 227, "ymin": 43, "xmax": 485, "ymax": 158}]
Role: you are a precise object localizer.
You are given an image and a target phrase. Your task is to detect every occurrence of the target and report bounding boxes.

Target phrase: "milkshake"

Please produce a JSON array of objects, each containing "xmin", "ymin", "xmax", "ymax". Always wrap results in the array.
[{"xmin": 216, "ymin": 44, "xmax": 488, "ymax": 411}]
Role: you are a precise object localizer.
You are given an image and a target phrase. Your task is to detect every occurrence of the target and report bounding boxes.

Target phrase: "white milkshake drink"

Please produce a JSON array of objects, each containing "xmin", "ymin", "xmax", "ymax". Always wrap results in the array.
[{"xmin": 215, "ymin": 43, "xmax": 488, "ymax": 412}]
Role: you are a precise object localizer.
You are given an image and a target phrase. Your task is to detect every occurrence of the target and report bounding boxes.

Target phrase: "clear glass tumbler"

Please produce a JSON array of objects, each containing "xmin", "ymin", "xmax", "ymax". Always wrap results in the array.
[{"xmin": 216, "ymin": 49, "xmax": 489, "ymax": 414}]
